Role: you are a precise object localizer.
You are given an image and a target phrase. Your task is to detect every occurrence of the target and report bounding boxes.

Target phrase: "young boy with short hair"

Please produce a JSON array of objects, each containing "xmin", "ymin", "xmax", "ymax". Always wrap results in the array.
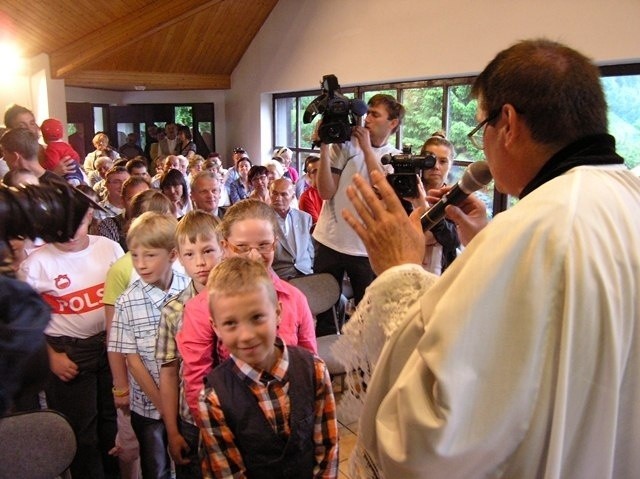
[
  {"xmin": 199, "ymin": 256, "xmax": 339, "ymax": 478},
  {"xmin": 108, "ymin": 211, "xmax": 189, "ymax": 479},
  {"xmin": 156, "ymin": 211, "xmax": 223, "ymax": 479}
]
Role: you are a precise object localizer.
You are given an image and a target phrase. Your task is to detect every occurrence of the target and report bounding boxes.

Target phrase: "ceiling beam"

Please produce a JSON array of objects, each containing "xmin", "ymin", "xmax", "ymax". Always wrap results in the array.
[
  {"xmin": 63, "ymin": 71, "xmax": 231, "ymax": 91},
  {"xmin": 50, "ymin": 0, "xmax": 224, "ymax": 78}
]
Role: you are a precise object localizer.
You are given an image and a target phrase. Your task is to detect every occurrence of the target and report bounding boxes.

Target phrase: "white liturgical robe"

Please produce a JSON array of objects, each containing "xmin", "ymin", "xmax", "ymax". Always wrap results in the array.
[{"xmin": 357, "ymin": 165, "xmax": 640, "ymax": 478}]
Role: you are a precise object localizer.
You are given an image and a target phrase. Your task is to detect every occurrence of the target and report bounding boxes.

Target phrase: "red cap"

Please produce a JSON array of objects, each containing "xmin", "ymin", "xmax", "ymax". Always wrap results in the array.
[{"xmin": 40, "ymin": 118, "xmax": 64, "ymax": 141}]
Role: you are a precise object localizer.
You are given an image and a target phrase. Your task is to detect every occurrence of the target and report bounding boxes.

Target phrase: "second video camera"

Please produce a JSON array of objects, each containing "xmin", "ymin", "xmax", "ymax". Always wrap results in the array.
[
  {"xmin": 382, "ymin": 146, "xmax": 436, "ymax": 198},
  {"xmin": 303, "ymin": 74, "xmax": 368, "ymax": 145}
]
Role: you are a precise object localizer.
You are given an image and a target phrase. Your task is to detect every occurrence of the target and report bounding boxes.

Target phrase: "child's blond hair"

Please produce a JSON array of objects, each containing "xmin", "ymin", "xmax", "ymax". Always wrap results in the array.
[
  {"xmin": 207, "ymin": 257, "xmax": 277, "ymax": 321},
  {"xmin": 127, "ymin": 211, "xmax": 177, "ymax": 251},
  {"xmin": 175, "ymin": 210, "xmax": 221, "ymax": 250}
]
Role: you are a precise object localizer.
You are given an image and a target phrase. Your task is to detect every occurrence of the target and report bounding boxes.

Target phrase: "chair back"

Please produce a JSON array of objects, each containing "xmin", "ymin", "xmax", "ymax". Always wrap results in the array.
[
  {"xmin": 289, "ymin": 273, "xmax": 341, "ymax": 317},
  {"xmin": 0, "ymin": 409, "xmax": 77, "ymax": 479}
]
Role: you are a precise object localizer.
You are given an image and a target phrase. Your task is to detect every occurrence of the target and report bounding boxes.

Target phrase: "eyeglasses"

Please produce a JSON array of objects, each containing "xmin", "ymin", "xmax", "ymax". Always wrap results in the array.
[
  {"xmin": 225, "ymin": 240, "xmax": 275, "ymax": 255},
  {"xmin": 467, "ymin": 109, "xmax": 501, "ymax": 150},
  {"xmin": 233, "ymin": 147, "xmax": 246, "ymax": 154}
]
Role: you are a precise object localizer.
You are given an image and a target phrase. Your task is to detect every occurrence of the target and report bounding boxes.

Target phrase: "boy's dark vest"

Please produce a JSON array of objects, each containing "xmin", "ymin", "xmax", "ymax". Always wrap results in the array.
[{"xmin": 206, "ymin": 346, "xmax": 316, "ymax": 478}]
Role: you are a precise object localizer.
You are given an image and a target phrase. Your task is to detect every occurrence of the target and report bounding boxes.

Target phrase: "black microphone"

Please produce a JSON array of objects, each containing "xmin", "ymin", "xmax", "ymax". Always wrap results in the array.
[{"xmin": 420, "ymin": 161, "xmax": 492, "ymax": 231}]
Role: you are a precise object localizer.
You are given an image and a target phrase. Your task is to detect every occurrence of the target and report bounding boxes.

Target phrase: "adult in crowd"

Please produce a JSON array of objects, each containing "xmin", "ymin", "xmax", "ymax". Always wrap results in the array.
[
  {"xmin": 118, "ymin": 133, "xmax": 145, "ymax": 160},
  {"xmin": 144, "ymin": 124, "xmax": 159, "ymax": 165},
  {"xmin": 158, "ymin": 123, "xmax": 179, "ymax": 157},
  {"xmin": 417, "ymin": 131, "xmax": 461, "ymax": 275},
  {"xmin": 150, "ymin": 155, "xmax": 179, "ymax": 188},
  {"xmin": 160, "ymin": 168, "xmax": 192, "ymax": 217},
  {"xmin": 89, "ymin": 156, "xmax": 114, "ymax": 193},
  {"xmin": 3, "ymin": 104, "xmax": 77, "ymax": 177},
  {"xmin": 176, "ymin": 125, "xmax": 196, "ymax": 159},
  {"xmin": 125, "ymin": 157, "xmax": 151, "ymax": 180},
  {"xmin": 298, "ymin": 154, "xmax": 322, "ymax": 230},
  {"xmin": 313, "ymin": 94, "xmax": 404, "ymax": 335},
  {"xmin": 341, "ymin": 38, "xmax": 640, "ymax": 479},
  {"xmin": 187, "ymin": 154, "xmax": 204, "ymax": 182},
  {"xmin": 247, "ymin": 164, "xmax": 270, "ymax": 203},
  {"xmin": 0, "ymin": 127, "xmax": 69, "ymax": 185},
  {"xmin": 223, "ymin": 147, "xmax": 249, "ymax": 189},
  {"xmin": 228, "ymin": 156, "xmax": 252, "ymax": 204},
  {"xmin": 96, "ymin": 165, "xmax": 130, "ymax": 221},
  {"xmin": 190, "ymin": 170, "xmax": 224, "ymax": 218},
  {"xmin": 85, "ymin": 132, "xmax": 120, "ymax": 173},
  {"xmin": 97, "ymin": 176, "xmax": 151, "ymax": 251},
  {"xmin": 273, "ymin": 146, "xmax": 299, "ymax": 182},
  {"xmin": 270, "ymin": 178, "xmax": 314, "ymax": 279}
]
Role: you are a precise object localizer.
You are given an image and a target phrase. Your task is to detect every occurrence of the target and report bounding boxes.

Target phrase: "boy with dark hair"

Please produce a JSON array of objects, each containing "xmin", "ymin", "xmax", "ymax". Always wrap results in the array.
[{"xmin": 199, "ymin": 256, "xmax": 339, "ymax": 478}]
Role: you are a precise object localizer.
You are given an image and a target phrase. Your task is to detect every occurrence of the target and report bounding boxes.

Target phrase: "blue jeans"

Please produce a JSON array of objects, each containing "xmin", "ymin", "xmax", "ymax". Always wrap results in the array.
[{"xmin": 130, "ymin": 411, "xmax": 170, "ymax": 479}]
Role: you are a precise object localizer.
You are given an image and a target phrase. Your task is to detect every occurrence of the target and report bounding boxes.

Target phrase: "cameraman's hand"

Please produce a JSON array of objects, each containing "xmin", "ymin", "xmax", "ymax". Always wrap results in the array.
[
  {"xmin": 343, "ymin": 170, "xmax": 425, "ymax": 275},
  {"xmin": 48, "ymin": 349, "xmax": 79, "ymax": 382},
  {"xmin": 52, "ymin": 156, "xmax": 78, "ymax": 177},
  {"xmin": 352, "ymin": 126, "xmax": 372, "ymax": 154},
  {"xmin": 445, "ymin": 193, "xmax": 489, "ymax": 246},
  {"xmin": 405, "ymin": 176, "xmax": 428, "ymax": 210}
]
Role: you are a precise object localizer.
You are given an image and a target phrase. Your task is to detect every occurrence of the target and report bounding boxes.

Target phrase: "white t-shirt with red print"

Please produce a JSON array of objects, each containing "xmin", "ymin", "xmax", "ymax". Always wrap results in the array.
[{"xmin": 21, "ymin": 235, "xmax": 124, "ymax": 338}]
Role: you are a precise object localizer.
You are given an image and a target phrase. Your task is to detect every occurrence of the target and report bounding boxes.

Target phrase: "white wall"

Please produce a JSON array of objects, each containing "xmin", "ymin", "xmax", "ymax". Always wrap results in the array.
[
  {"xmin": 0, "ymin": 53, "xmax": 67, "ymax": 133},
  {"xmin": 230, "ymin": 0, "xmax": 640, "ymax": 162}
]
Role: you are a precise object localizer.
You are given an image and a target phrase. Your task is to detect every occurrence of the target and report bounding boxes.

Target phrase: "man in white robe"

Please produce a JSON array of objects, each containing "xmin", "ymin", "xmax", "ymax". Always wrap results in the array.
[{"xmin": 342, "ymin": 39, "xmax": 640, "ymax": 479}]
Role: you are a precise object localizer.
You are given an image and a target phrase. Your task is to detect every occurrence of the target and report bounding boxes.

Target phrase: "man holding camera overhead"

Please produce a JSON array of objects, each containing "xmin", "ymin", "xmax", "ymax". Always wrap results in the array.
[{"xmin": 313, "ymin": 93, "xmax": 404, "ymax": 336}]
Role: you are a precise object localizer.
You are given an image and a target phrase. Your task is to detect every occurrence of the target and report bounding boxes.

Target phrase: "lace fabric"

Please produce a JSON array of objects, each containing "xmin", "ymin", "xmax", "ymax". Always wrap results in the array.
[{"xmin": 330, "ymin": 264, "xmax": 438, "ymax": 478}]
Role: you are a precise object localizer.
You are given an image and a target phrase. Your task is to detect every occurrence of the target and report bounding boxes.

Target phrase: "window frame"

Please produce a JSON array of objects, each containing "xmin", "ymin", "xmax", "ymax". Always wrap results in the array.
[{"xmin": 273, "ymin": 63, "xmax": 640, "ymax": 217}]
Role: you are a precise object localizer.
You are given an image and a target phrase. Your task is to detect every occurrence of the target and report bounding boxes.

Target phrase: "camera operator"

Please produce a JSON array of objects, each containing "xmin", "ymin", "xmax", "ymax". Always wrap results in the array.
[
  {"xmin": 416, "ymin": 131, "xmax": 461, "ymax": 275},
  {"xmin": 313, "ymin": 94, "xmax": 404, "ymax": 336}
]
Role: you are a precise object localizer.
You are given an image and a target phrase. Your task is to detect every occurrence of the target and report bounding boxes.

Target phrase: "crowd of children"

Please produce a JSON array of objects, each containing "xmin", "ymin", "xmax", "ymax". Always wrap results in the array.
[{"xmin": 1, "ymin": 104, "xmax": 343, "ymax": 478}]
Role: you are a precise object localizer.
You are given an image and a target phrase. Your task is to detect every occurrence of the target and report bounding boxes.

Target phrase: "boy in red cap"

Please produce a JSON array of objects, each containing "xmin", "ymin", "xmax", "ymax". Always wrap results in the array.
[{"xmin": 40, "ymin": 118, "xmax": 85, "ymax": 185}]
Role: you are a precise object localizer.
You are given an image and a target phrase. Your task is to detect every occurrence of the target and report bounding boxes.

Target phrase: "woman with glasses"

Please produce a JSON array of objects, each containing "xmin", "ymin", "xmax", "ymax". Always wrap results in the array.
[
  {"xmin": 176, "ymin": 199, "xmax": 317, "ymax": 418},
  {"xmin": 248, "ymin": 165, "xmax": 271, "ymax": 203}
]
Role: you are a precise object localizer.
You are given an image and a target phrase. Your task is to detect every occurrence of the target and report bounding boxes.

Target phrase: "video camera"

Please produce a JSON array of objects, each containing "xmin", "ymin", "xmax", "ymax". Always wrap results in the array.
[
  {"xmin": 0, "ymin": 181, "xmax": 98, "ymax": 275},
  {"xmin": 381, "ymin": 145, "xmax": 436, "ymax": 198},
  {"xmin": 303, "ymin": 74, "xmax": 368, "ymax": 145}
]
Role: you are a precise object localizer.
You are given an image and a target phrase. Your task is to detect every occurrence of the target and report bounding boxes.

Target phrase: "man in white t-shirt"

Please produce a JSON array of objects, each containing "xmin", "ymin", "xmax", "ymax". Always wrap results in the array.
[
  {"xmin": 313, "ymin": 94, "xmax": 404, "ymax": 335},
  {"xmin": 21, "ymin": 208, "xmax": 124, "ymax": 479}
]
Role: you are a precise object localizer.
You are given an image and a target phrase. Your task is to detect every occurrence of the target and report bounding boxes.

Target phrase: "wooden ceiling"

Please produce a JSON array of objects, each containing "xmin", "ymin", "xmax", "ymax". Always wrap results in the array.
[{"xmin": 0, "ymin": 0, "xmax": 279, "ymax": 91}]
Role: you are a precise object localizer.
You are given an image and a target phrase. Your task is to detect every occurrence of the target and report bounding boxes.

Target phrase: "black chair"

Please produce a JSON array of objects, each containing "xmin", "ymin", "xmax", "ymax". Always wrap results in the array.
[
  {"xmin": 289, "ymin": 273, "xmax": 346, "ymax": 390},
  {"xmin": 0, "ymin": 409, "xmax": 76, "ymax": 479}
]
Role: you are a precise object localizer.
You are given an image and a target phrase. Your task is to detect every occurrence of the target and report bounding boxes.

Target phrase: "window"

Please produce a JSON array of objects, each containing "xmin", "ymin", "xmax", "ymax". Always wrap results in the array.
[
  {"xmin": 274, "ymin": 65, "xmax": 640, "ymax": 217},
  {"xmin": 600, "ymin": 69, "xmax": 640, "ymax": 171}
]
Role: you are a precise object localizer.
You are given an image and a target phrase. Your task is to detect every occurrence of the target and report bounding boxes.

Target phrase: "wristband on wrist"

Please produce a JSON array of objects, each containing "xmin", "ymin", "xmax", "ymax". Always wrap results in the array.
[{"xmin": 112, "ymin": 386, "xmax": 130, "ymax": 397}]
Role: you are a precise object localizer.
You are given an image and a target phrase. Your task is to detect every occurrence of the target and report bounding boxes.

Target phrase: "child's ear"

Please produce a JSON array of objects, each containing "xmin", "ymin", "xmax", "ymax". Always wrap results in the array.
[{"xmin": 169, "ymin": 248, "xmax": 178, "ymax": 262}]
